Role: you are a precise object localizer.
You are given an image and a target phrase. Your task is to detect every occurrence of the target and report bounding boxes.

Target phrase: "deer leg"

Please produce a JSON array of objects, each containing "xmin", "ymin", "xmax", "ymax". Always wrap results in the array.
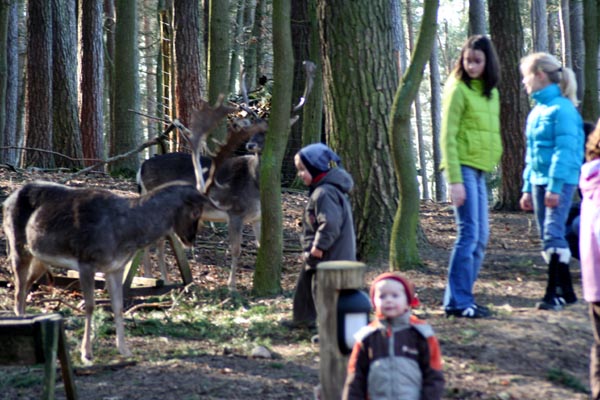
[
  {"xmin": 227, "ymin": 218, "xmax": 244, "ymax": 291},
  {"xmin": 12, "ymin": 253, "xmax": 46, "ymax": 315},
  {"xmin": 156, "ymin": 237, "xmax": 171, "ymax": 283},
  {"xmin": 104, "ymin": 267, "xmax": 132, "ymax": 358},
  {"xmin": 77, "ymin": 267, "xmax": 97, "ymax": 364}
]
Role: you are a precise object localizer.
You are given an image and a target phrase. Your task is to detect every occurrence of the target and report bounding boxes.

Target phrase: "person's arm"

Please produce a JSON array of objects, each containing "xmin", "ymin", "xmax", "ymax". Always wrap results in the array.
[
  {"xmin": 312, "ymin": 189, "xmax": 344, "ymax": 254},
  {"xmin": 420, "ymin": 335, "xmax": 445, "ymax": 400},
  {"xmin": 342, "ymin": 341, "xmax": 369, "ymax": 400}
]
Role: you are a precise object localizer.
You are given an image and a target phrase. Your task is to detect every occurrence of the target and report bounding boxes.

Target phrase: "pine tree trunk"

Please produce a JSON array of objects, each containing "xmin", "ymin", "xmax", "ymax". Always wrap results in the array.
[
  {"xmin": 207, "ymin": 0, "xmax": 230, "ymax": 145},
  {"xmin": 2, "ymin": 0, "xmax": 17, "ymax": 164},
  {"xmin": 110, "ymin": 0, "xmax": 140, "ymax": 176},
  {"xmin": 430, "ymin": 39, "xmax": 446, "ymax": 202},
  {"xmin": 79, "ymin": 0, "xmax": 105, "ymax": 168},
  {"xmin": 489, "ymin": 0, "xmax": 529, "ymax": 210},
  {"xmin": 582, "ymin": 0, "xmax": 599, "ymax": 121},
  {"xmin": 23, "ymin": 0, "xmax": 53, "ymax": 168},
  {"xmin": 174, "ymin": 0, "xmax": 205, "ymax": 150}
]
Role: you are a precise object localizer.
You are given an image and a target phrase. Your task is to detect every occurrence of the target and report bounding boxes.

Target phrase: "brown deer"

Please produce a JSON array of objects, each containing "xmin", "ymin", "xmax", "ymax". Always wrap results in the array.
[
  {"xmin": 137, "ymin": 129, "xmax": 265, "ymax": 291},
  {"xmin": 2, "ymin": 98, "xmax": 256, "ymax": 363}
]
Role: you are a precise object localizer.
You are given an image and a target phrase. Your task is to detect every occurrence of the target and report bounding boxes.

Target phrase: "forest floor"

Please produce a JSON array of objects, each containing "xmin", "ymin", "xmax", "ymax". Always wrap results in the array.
[{"xmin": 0, "ymin": 168, "xmax": 594, "ymax": 400}]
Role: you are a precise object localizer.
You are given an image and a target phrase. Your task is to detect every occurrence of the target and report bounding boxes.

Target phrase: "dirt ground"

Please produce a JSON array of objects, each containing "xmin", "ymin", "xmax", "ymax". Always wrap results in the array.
[{"xmin": 0, "ymin": 168, "xmax": 594, "ymax": 399}]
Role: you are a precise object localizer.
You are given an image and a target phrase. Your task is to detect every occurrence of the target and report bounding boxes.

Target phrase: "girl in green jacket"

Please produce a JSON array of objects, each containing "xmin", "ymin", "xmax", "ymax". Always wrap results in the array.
[{"xmin": 441, "ymin": 35, "xmax": 503, "ymax": 319}]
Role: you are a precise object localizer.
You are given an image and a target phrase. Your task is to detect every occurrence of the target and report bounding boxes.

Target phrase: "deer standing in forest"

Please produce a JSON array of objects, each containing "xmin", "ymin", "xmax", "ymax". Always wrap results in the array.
[
  {"xmin": 2, "ymin": 98, "xmax": 257, "ymax": 363},
  {"xmin": 137, "ymin": 128, "xmax": 265, "ymax": 291}
]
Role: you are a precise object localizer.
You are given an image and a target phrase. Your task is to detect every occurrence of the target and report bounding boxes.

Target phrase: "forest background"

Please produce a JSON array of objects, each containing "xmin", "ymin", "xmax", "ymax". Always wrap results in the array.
[{"xmin": 0, "ymin": 0, "xmax": 598, "ymax": 293}]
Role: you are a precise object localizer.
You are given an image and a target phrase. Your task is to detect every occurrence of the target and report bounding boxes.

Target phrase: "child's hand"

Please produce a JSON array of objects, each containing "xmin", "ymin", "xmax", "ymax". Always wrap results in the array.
[
  {"xmin": 450, "ymin": 183, "xmax": 466, "ymax": 207},
  {"xmin": 520, "ymin": 192, "xmax": 533, "ymax": 211},
  {"xmin": 310, "ymin": 246, "xmax": 323, "ymax": 259}
]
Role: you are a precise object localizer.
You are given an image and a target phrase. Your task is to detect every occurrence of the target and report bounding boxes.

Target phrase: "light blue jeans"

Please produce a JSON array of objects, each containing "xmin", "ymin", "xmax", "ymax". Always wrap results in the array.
[
  {"xmin": 444, "ymin": 166, "xmax": 489, "ymax": 310},
  {"xmin": 532, "ymin": 183, "xmax": 577, "ymax": 250}
]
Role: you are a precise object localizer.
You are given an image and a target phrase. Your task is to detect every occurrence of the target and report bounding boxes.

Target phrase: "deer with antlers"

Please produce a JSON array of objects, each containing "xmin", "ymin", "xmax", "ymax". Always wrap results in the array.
[
  {"xmin": 137, "ymin": 127, "xmax": 265, "ymax": 291},
  {"xmin": 138, "ymin": 61, "xmax": 316, "ymax": 291},
  {"xmin": 2, "ymin": 98, "xmax": 255, "ymax": 363}
]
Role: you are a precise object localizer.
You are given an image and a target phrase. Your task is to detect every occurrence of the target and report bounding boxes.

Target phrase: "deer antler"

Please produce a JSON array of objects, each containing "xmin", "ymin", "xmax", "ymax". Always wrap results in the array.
[
  {"xmin": 293, "ymin": 61, "xmax": 316, "ymax": 112},
  {"xmin": 203, "ymin": 118, "xmax": 268, "ymax": 192},
  {"xmin": 187, "ymin": 96, "xmax": 236, "ymax": 192}
]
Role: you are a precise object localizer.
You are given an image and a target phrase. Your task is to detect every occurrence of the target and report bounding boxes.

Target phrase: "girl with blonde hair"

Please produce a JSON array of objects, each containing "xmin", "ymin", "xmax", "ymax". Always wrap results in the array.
[{"xmin": 519, "ymin": 52, "xmax": 584, "ymax": 310}]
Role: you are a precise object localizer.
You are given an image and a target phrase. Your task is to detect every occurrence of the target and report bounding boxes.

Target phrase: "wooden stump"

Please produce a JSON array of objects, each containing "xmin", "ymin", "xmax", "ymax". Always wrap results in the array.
[
  {"xmin": 0, "ymin": 313, "xmax": 78, "ymax": 400},
  {"xmin": 316, "ymin": 261, "xmax": 366, "ymax": 400}
]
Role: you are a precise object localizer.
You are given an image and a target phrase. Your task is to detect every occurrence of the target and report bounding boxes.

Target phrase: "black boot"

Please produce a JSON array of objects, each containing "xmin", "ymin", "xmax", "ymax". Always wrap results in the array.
[
  {"xmin": 537, "ymin": 254, "xmax": 566, "ymax": 311},
  {"xmin": 556, "ymin": 261, "xmax": 577, "ymax": 304}
]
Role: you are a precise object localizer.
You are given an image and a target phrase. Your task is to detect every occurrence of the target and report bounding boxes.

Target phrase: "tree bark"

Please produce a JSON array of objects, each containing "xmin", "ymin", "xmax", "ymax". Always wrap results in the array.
[
  {"xmin": 174, "ymin": 0, "xmax": 205, "ymax": 150},
  {"xmin": 253, "ymin": 0, "xmax": 293, "ymax": 296},
  {"xmin": 570, "ymin": 0, "xmax": 584, "ymax": 102},
  {"xmin": 388, "ymin": 0, "xmax": 439, "ymax": 269},
  {"xmin": 110, "ymin": 0, "xmax": 140, "ymax": 176},
  {"xmin": 2, "ymin": 0, "xmax": 17, "ymax": 164},
  {"xmin": 79, "ymin": 0, "xmax": 105, "ymax": 168},
  {"xmin": 531, "ymin": 0, "xmax": 549, "ymax": 51},
  {"xmin": 319, "ymin": 0, "xmax": 399, "ymax": 263},
  {"xmin": 51, "ymin": 0, "xmax": 83, "ymax": 169},
  {"xmin": 23, "ymin": 0, "xmax": 53, "ymax": 168},
  {"xmin": 207, "ymin": 0, "xmax": 230, "ymax": 145},
  {"xmin": 489, "ymin": 0, "xmax": 529, "ymax": 210},
  {"xmin": 582, "ymin": 0, "xmax": 599, "ymax": 121},
  {"xmin": 430, "ymin": 39, "xmax": 446, "ymax": 202},
  {"xmin": 469, "ymin": 0, "xmax": 486, "ymax": 35},
  {"xmin": 0, "ymin": 0, "xmax": 10, "ymax": 164}
]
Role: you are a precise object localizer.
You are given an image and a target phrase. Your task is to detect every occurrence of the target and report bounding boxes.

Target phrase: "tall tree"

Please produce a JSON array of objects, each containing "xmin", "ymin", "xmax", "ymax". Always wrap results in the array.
[
  {"xmin": 52, "ymin": 0, "xmax": 83, "ymax": 169},
  {"xmin": 582, "ymin": 0, "xmax": 599, "ymax": 121},
  {"xmin": 207, "ymin": 0, "xmax": 230, "ymax": 145},
  {"xmin": 469, "ymin": 0, "xmax": 486, "ymax": 34},
  {"xmin": 391, "ymin": 0, "xmax": 407, "ymax": 75},
  {"xmin": 430, "ymin": 38, "xmax": 446, "ymax": 202},
  {"xmin": 23, "ymin": 0, "xmax": 53, "ymax": 168},
  {"xmin": 319, "ymin": 0, "xmax": 399, "ymax": 263},
  {"xmin": 570, "ymin": 0, "xmax": 584, "ymax": 101},
  {"xmin": 228, "ymin": 0, "xmax": 245, "ymax": 94},
  {"xmin": 244, "ymin": 0, "xmax": 261, "ymax": 90},
  {"xmin": 110, "ymin": 0, "xmax": 140, "ymax": 175},
  {"xmin": 174, "ymin": 0, "xmax": 205, "ymax": 149},
  {"xmin": 253, "ymin": 0, "xmax": 293, "ymax": 295},
  {"xmin": 301, "ymin": 0, "xmax": 323, "ymax": 147},
  {"xmin": 559, "ymin": 0, "xmax": 572, "ymax": 67},
  {"xmin": 531, "ymin": 0, "xmax": 549, "ymax": 51},
  {"xmin": 388, "ymin": 0, "xmax": 439, "ymax": 269},
  {"xmin": 0, "ymin": 0, "xmax": 11, "ymax": 164},
  {"xmin": 489, "ymin": 0, "xmax": 529, "ymax": 210},
  {"xmin": 79, "ymin": 0, "xmax": 105, "ymax": 167},
  {"xmin": 286, "ymin": 0, "xmax": 311, "ymax": 184},
  {"xmin": 405, "ymin": 0, "xmax": 430, "ymax": 200},
  {"xmin": 2, "ymin": 0, "xmax": 17, "ymax": 164}
]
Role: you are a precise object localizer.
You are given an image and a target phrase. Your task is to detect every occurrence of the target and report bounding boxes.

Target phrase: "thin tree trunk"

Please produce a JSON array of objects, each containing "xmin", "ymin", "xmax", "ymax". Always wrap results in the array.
[
  {"xmin": 582, "ymin": 0, "xmax": 599, "ymax": 121},
  {"xmin": 207, "ymin": 0, "xmax": 230, "ymax": 146},
  {"xmin": 3, "ymin": 0, "xmax": 17, "ymax": 164},
  {"xmin": 389, "ymin": 0, "xmax": 439, "ymax": 269},
  {"xmin": 0, "ymin": 0, "xmax": 10, "ymax": 164},
  {"xmin": 469, "ymin": 0, "xmax": 486, "ymax": 35},
  {"xmin": 570, "ymin": 0, "xmax": 584, "ymax": 101},
  {"xmin": 228, "ymin": 0, "xmax": 244, "ymax": 94},
  {"xmin": 559, "ymin": 0, "xmax": 572, "ymax": 67},
  {"xmin": 253, "ymin": 0, "xmax": 293, "ymax": 296},
  {"xmin": 430, "ymin": 38, "xmax": 445, "ymax": 202},
  {"xmin": 531, "ymin": 0, "xmax": 549, "ymax": 51}
]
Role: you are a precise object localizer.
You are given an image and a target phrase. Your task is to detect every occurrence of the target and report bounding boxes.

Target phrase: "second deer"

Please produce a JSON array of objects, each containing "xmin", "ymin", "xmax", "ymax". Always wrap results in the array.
[{"xmin": 137, "ymin": 129, "xmax": 265, "ymax": 291}]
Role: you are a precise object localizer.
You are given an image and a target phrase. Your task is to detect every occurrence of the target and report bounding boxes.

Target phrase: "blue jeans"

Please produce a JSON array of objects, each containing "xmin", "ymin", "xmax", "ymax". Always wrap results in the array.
[
  {"xmin": 532, "ymin": 183, "xmax": 576, "ymax": 250},
  {"xmin": 444, "ymin": 166, "xmax": 489, "ymax": 310}
]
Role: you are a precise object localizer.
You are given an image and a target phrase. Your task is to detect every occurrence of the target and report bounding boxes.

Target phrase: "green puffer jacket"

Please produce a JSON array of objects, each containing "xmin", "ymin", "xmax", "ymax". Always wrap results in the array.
[{"xmin": 440, "ymin": 76, "xmax": 503, "ymax": 184}]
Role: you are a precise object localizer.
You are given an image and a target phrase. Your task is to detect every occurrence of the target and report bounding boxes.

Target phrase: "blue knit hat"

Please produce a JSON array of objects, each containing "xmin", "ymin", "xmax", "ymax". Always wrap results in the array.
[{"xmin": 298, "ymin": 143, "xmax": 341, "ymax": 178}]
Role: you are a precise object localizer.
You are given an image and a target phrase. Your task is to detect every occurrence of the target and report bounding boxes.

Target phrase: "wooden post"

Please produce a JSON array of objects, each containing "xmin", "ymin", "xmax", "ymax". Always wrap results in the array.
[
  {"xmin": 0, "ymin": 314, "xmax": 78, "ymax": 400},
  {"xmin": 316, "ymin": 261, "xmax": 366, "ymax": 400}
]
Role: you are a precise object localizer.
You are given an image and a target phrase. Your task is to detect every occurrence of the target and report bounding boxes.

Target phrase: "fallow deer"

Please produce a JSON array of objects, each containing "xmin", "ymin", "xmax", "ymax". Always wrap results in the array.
[
  {"xmin": 137, "ymin": 61, "xmax": 316, "ymax": 291},
  {"xmin": 2, "ymin": 98, "xmax": 255, "ymax": 363},
  {"xmin": 137, "ymin": 129, "xmax": 264, "ymax": 291}
]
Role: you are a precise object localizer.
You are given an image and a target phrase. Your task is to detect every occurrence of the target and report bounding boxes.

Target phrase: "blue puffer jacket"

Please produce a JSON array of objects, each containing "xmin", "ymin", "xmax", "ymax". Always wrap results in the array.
[{"xmin": 522, "ymin": 83, "xmax": 583, "ymax": 194}]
